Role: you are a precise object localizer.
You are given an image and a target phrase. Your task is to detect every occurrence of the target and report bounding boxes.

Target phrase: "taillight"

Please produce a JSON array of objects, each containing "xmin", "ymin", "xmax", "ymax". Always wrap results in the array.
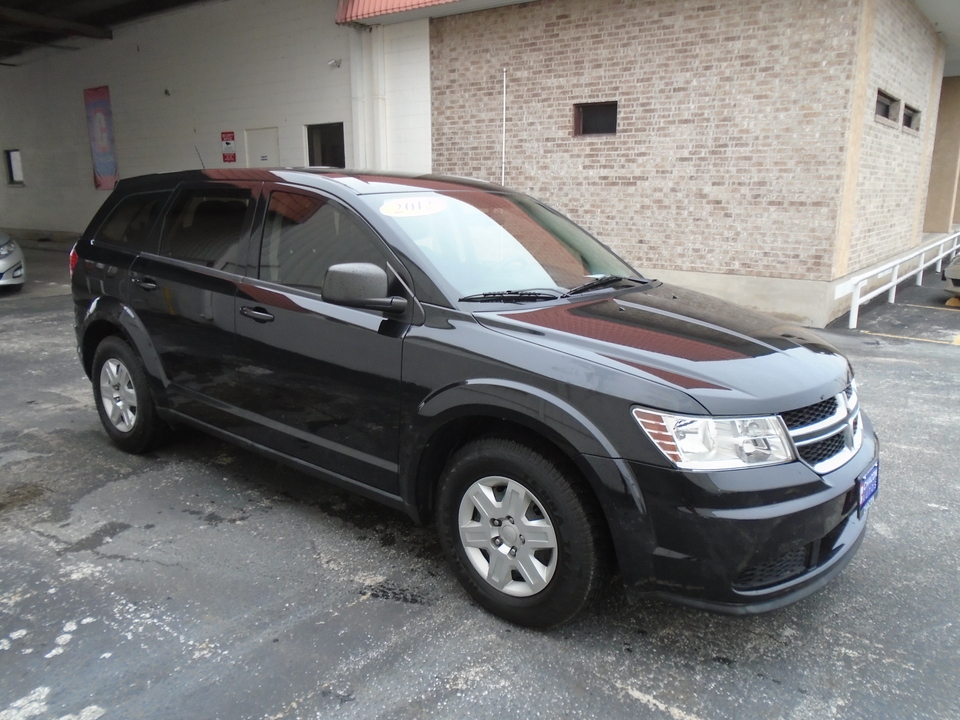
[{"xmin": 69, "ymin": 245, "xmax": 79, "ymax": 278}]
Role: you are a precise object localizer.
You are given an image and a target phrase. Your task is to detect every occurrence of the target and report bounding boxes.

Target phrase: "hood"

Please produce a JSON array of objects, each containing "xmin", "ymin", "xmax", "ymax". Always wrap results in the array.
[{"xmin": 473, "ymin": 283, "xmax": 852, "ymax": 416}]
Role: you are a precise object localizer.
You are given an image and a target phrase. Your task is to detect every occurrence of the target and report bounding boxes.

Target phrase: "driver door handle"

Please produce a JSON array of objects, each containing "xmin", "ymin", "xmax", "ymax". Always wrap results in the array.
[
  {"xmin": 240, "ymin": 306, "xmax": 275, "ymax": 323},
  {"xmin": 132, "ymin": 276, "xmax": 158, "ymax": 291}
]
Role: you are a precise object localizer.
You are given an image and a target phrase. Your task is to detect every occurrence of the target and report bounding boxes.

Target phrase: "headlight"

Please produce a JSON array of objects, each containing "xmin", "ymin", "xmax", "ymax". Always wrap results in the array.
[
  {"xmin": 632, "ymin": 408, "xmax": 795, "ymax": 470},
  {"xmin": 0, "ymin": 240, "xmax": 13, "ymax": 257}
]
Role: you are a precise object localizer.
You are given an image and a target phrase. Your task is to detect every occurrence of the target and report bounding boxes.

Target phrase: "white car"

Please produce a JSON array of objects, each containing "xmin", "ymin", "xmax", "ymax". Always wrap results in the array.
[{"xmin": 0, "ymin": 232, "xmax": 25, "ymax": 291}]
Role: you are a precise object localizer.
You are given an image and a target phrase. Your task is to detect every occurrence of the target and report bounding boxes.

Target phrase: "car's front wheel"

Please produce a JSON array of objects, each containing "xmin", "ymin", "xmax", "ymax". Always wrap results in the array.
[
  {"xmin": 436, "ymin": 436, "xmax": 607, "ymax": 628},
  {"xmin": 92, "ymin": 335, "xmax": 166, "ymax": 453}
]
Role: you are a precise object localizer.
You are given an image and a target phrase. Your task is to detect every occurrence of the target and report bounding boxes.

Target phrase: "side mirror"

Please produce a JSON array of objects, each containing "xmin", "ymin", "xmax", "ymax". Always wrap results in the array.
[{"xmin": 322, "ymin": 262, "xmax": 408, "ymax": 314}]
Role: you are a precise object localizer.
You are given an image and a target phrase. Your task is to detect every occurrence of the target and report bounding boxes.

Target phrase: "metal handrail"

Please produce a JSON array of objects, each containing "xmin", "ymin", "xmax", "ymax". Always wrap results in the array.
[{"xmin": 834, "ymin": 230, "xmax": 960, "ymax": 329}]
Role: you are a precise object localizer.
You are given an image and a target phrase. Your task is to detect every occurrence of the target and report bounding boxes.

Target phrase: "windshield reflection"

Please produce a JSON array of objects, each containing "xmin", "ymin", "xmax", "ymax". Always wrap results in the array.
[{"xmin": 372, "ymin": 191, "xmax": 637, "ymax": 299}]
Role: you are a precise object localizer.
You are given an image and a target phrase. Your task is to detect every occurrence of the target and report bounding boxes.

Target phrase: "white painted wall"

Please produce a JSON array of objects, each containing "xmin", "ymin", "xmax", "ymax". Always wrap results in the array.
[
  {"xmin": 349, "ymin": 19, "xmax": 432, "ymax": 174},
  {"xmin": 0, "ymin": 0, "xmax": 432, "ymax": 234},
  {"xmin": 383, "ymin": 20, "xmax": 432, "ymax": 174}
]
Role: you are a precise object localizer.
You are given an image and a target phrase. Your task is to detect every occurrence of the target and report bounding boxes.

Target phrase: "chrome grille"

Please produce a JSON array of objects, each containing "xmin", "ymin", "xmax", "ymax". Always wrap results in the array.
[{"xmin": 781, "ymin": 382, "xmax": 862, "ymax": 474}]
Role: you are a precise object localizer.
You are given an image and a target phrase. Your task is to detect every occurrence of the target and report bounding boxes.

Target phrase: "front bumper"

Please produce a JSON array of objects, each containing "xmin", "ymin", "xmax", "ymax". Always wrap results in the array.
[
  {"xmin": 590, "ymin": 413, "xmax": 878, "ymax": 613},
  {"xmin": 0, "ymin": 248, "xmax": 25, "ymax": 287}
]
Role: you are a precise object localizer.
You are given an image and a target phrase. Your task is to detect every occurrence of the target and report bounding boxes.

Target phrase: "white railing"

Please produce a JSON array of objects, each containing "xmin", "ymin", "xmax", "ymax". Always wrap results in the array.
[{"xmin": 834, "ymin": 230, "xmax": 960, "ymax": 329}]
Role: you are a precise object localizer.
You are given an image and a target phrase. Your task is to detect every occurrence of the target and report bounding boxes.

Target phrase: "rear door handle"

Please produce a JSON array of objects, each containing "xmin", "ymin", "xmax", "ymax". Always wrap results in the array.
[
  {"xmin": 132, "ymin": 276, "xmax": 158, "ymax": 291},
  {"xmin": 240, "ymin": 306, "xmax": 275, "ymax": 323}
]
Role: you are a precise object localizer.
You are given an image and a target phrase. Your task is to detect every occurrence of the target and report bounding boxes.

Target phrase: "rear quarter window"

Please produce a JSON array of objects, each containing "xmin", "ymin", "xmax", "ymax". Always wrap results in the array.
[{"xmin": 95, "ymin": 191, "xmax": 171, "ymax": 253}]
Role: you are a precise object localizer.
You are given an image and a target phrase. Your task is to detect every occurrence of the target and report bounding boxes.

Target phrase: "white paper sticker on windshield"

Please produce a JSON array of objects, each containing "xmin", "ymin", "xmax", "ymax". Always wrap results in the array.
[{"xmin": 380, "ymin": 197, "xmax": 447, "ymax": 218}]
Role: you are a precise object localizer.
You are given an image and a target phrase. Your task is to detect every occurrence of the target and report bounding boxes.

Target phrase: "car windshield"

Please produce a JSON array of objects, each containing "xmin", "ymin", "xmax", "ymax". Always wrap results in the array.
[{"xmin": 369, "ymin": 190, "xmax": 638, "ymax": 299}]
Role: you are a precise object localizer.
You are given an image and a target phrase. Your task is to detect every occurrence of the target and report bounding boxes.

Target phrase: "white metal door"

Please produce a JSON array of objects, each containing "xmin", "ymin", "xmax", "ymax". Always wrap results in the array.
[{"xmin": 245, "ymin": 127, "xmax": 280, "ymax": 167}]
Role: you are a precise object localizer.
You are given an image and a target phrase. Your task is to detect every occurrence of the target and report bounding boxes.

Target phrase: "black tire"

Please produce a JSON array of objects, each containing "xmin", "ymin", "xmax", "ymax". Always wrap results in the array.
[
  {"xmin": 91, "ymin": 335, "xmax": 167, "ymax": 453},
  {"xmin": 436, "ymin": 436, "xmax": 607, "ymax": 628}
]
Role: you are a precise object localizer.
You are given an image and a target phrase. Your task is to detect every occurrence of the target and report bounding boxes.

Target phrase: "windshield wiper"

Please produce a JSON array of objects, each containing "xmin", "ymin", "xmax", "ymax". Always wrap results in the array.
[
  {"xmin": 561, "ymin": 275, "xmax": 647, "ymax": 298},
  {"xmin": 459, "ymin": 289, "xmax": 561, "ymax": 303}
]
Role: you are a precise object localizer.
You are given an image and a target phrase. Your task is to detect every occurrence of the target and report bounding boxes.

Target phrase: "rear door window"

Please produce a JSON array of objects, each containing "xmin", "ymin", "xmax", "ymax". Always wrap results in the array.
[
  {"xmin": 259, "ymin": 190, "xmax": 387, "ymax": 291},
  {"xmin": 159, "ymin": 187, "xmax": 254, "ymax": 273},
  {"xmin": 96, "ymin": 191, "xmax": 170, "ymax": 253}
]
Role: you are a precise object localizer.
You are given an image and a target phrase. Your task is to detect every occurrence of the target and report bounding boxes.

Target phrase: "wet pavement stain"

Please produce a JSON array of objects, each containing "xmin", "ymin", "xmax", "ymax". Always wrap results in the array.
[
  {"xmin": 0, "ymin": 483, "xmax": 45, "ymax": 513},
  {"xmin": 365, "ymin": 581, "xmax": 431, "ymax": 605},
  {"xmin": 201, "ymin": 511, "xmax": 250, "ymax": 526},
  {"xmin": 59, "ymin": 521, "xmax": 132, "ymax": 554}
]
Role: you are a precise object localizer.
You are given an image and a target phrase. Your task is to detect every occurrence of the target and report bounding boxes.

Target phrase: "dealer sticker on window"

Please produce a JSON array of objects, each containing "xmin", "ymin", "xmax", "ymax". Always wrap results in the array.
[
  {"xmin": 859, "ymin": 461, "xmax": 879, "ymax": 516},
  {"xmin": 380, "ymin": 197, "xmax": 447, "ymax": 218}
]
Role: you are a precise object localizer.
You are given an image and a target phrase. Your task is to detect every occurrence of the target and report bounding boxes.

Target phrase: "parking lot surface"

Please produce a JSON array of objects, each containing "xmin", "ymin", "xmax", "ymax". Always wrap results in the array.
[
  {"xmin": 1, "ymin": 247, "xmax": 958, "ymax": 720},
  {"xmin": 837, "ymin": 265, "xmax": 960, "ymax": 344}
]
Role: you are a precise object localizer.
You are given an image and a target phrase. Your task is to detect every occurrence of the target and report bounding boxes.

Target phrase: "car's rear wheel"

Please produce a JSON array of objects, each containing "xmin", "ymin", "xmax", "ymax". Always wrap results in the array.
[
  {"xmin": 92, "ymin": 335, "xmax": 166, "ymax": 453},
  {"xmin": 436, "ymin": 436, "xmax": 607, "ymax": 628}
]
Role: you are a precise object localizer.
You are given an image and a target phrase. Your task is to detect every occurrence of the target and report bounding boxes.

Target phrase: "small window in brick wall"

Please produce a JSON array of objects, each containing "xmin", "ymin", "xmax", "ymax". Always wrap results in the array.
[
  {"xmin": 902, "ymin": 104, "xmax": 921, "ymax": 132},
  {"xmin": 574, "ymin": 102, "xmax": 618, "ymax": 135},
  {"xmin": 875, "ymin": 90, "xmax": 900, "ymax": 123}
]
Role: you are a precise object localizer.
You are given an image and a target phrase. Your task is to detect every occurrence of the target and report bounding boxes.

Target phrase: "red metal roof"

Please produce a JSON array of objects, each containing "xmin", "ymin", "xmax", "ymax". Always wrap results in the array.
[{"xmin": 336, "ymin": 0, "xmax": 460, "ymax": 24}]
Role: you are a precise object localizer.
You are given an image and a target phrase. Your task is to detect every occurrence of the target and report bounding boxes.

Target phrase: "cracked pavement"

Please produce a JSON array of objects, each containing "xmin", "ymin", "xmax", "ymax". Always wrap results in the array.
[{"xmin": 1, "ymin": 253, "xmax": 958, "ymax": 719}]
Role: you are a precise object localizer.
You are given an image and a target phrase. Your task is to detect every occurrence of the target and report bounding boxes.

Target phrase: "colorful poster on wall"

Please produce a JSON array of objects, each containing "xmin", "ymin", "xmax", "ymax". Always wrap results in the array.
[{"xmin": 83, "ymin": 86, "xmax": 119, "ymax": 190}]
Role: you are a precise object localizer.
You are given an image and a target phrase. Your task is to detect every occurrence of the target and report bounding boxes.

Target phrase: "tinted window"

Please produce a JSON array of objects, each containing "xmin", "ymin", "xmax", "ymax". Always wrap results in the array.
[
  {"xmin": 159, "ymin": 187, "xmax": 252, "ymax": 272},
  {"xmin": 259, "ymin": 191, "xmax": 385, "ymax": 290},
  {"xmin": 97, "ymin": 192, "xmax": 170, "ymax": 252}
]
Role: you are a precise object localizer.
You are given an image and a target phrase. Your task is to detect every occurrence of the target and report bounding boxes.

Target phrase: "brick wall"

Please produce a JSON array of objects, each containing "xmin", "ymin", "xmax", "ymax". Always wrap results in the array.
[
  {"xmin": 847, "ymin": 0, "xmax": 941, "ymax": 272},
  {"xmin": 430, "ymin": 0, "xmax": 867, "ymax": 283}
]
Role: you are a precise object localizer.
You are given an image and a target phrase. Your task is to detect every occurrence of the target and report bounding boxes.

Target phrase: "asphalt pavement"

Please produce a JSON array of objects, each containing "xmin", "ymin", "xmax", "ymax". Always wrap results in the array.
[{"xmin": 1, "ymin": 244, "xmax": 958, "ymax": 720}]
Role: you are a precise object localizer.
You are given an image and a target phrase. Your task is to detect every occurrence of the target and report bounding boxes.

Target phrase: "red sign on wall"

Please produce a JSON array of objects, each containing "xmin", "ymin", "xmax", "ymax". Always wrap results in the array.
[{"xmin": 221, "ymin": 131, "xmax": 236, "ymax": 163}]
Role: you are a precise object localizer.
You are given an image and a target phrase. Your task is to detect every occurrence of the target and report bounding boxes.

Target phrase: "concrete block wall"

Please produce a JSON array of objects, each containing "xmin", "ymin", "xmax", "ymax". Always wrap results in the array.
[
  {"xmin": 384, "ymin": 20, "xmax": 432, "ymax": 174},
  {"xmin": 0, "ymin": 0, "xmax": 353, "ymax": 232},
  {"xmin": 846, "ymin": 0, "xmax": 942, "ymax": 273},
  {"xmin": 430, "ymin": 0, "xmax": 863, "ymax": 285},
  {"xmin": 0, "ymin": 0, "xmax": 433, "ymax": 234},
  {"xmin": 348, "ymin": 19, "xmax": 432, "ymax": 172}
]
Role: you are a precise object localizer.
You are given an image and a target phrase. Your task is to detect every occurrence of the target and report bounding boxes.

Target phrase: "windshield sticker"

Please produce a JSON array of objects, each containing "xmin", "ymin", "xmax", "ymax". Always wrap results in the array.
[{"xmin": 380, "ymin": 197, "xmax": 447, "ymax": 218}]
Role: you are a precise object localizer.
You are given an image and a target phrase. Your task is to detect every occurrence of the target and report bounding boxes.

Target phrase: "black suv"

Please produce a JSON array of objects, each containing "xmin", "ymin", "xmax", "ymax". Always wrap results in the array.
[{"xmin": 71, "ymin": 169, "xmax": 879, "ymax": 627}]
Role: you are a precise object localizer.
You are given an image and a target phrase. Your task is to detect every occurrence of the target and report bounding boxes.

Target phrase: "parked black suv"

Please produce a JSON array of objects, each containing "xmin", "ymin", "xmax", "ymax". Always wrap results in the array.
[{"xmin": 71, "ymin": 169, "xmax": 879, "ymax": 627}]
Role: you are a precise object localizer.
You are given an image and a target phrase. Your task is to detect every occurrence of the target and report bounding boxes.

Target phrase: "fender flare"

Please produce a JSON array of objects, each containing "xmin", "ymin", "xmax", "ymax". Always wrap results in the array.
[
  {"xmin": 405, "ymin": 377, "xmax": 647, "ymax": 518},
  {"xmin": 78, "ymin": 296, "xmax": 171, "ymax": 405}
]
